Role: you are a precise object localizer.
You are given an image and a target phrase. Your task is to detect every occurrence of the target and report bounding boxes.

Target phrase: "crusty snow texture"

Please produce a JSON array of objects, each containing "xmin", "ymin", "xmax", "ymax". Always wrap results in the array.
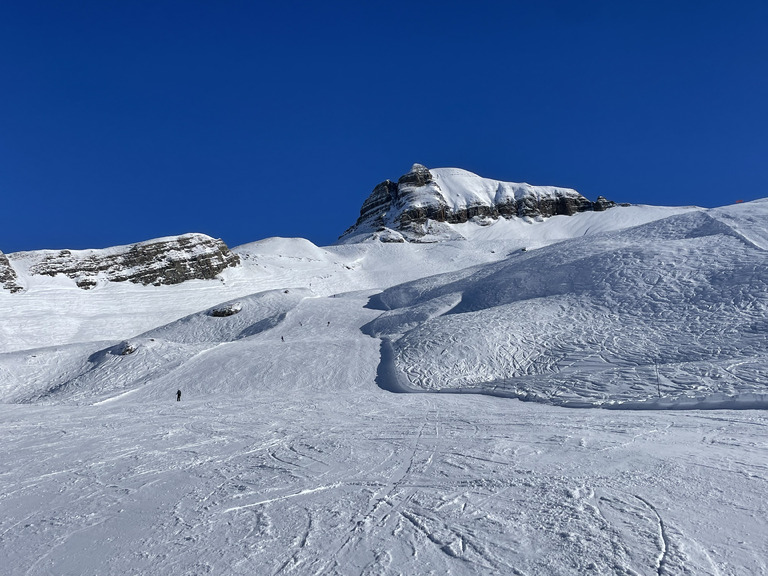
[{"xmin": 1, "ymin": 199, "xmax": 767, "ymax": 575}]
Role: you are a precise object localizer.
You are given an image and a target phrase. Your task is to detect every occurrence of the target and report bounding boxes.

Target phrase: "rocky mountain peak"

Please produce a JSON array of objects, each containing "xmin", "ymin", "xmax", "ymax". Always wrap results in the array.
[
  {"xmin": 339, "ymin": 165, "xmax": 618, "ymax": 243},
  {"xmin": 398, "ymin": 163, "xmax": 434, "ymax": 187}
]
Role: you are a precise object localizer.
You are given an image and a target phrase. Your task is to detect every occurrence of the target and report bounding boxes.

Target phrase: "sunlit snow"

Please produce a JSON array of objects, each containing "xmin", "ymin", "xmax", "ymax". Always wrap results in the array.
[{"xmin": 1, "ymin": 200, "xmax": 766, "ymax": 575}]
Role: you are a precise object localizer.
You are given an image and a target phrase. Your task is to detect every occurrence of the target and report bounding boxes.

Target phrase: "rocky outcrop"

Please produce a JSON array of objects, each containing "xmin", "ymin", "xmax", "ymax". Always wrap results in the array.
[
  {"xmin": 356, "ymin": 180, "xmax": 399, "ymax": 230},
  {"xmin": 593, "ymin": 196, "xmax": 616, "ymax": 211},
  {"xmin": 0, "ymin": 250, "xmax": 23, "ymax": 293},
  {"xmin": 340, "ymin": 164, "xmax": 618, "ymax": 242},
  {"xmin": 209, "ymin": 302, "xmax": 242, "ymax": 317},
  {"xmin": 397, "ymin": 163, "xmax": 434, "ymax": 187},
  {"xmin": 27, "ymin": 233, "xmax": 240, "ymax": 289}
]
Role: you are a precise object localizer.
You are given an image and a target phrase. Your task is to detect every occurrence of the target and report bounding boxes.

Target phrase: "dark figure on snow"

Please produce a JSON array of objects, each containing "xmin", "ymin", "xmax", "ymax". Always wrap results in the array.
[
  {"xmin": 281, "ymin": 336, "xmax": 284, "ymax": 342},
  {"xmin": 176, "ymin": 389, "xmax": 181, "ymax": 401}
]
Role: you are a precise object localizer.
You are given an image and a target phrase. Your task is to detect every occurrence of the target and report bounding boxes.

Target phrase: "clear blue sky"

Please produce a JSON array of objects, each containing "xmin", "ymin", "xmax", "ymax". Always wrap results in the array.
[{"xmin": 2, "ymin": 1, "xmax": 766, "ymax": 252}]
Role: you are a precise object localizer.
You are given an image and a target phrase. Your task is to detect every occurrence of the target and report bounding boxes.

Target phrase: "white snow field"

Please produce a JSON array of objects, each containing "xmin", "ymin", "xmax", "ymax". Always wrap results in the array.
[
  {"xmin": 366, "ymin": 201, "xmax": 768, "ymax": 409},
  {"xmin": 1, "ymin": 200, "xmax": 767, "ymax": 575}
]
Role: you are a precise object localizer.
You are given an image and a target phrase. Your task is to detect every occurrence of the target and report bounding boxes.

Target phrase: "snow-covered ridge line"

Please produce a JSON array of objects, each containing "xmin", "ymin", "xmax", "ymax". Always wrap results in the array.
[
  {"xmin": 340, "ymin": 164, "xmax": 620, "ymax": 243},
  {"xmin": 6, "ymin": 232, "xmax": 240, "ymax": 291}
]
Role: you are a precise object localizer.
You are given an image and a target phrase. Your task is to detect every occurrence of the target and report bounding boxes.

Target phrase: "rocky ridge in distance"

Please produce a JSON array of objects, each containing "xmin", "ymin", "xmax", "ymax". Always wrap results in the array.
[{"xmin": 5, "ymin": 233, "xmax": 240, "ymax": 291}]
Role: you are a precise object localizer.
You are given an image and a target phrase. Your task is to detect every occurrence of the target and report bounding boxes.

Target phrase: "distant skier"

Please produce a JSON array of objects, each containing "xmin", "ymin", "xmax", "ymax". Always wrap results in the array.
[
  {"xmin": 176, "ymin": 389, "xmax": 181, "ymax": 402},
  {"xmin": 327, "ymin": 321, "xmax": 330, "ymax": 327},
  {"xmin": 281, "ymin": 336, "xmax": 285, "ymax": 342}
]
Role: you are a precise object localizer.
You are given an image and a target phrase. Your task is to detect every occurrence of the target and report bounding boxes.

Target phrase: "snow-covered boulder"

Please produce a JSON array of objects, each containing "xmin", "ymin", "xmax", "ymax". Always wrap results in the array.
[
  {"xmin": 209, "ymin": 302, "xmax": 243, "ymax": 317},
  {"xmin": 114, "ymin": 340, "xmax": 138, "ymax": 356}
]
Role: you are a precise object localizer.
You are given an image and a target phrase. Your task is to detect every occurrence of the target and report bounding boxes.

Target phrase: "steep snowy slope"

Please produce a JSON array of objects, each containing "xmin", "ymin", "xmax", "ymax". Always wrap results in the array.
[{"xmin": 365, "ymin": 199, "xmax": 768, "ymax": 407}]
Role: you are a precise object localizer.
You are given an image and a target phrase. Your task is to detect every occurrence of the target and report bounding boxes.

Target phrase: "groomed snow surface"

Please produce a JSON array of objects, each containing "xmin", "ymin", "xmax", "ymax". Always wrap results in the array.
[{"xmin": 1, "ymin": 201, "xmax": 767, "ymax": 574}]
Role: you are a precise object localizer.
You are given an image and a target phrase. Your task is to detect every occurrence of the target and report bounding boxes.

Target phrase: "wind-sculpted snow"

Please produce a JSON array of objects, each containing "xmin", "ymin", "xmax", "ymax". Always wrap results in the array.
[
  {"xmin": 368, "ymin": 209, "xmax": 768, "ymax": 407},
  {"xmin": 0, "ymin": 341, "xmax": 113, "ymax": 403},
  {"xmin": 709, "ymin": 197, "xmax": 768, "ymax": 250}
]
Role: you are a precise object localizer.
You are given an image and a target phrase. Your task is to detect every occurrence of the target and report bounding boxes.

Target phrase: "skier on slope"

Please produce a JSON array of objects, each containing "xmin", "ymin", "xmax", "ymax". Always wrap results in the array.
[{"xmin": 176, "ymin": 389, "xmax": 181, "ymax": 401}]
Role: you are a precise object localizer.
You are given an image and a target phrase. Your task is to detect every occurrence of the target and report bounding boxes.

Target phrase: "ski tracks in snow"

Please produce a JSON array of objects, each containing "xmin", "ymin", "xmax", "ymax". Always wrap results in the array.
[{"xmin": 3, "ymin": 397, "xmax": 768, "ymax": 574}]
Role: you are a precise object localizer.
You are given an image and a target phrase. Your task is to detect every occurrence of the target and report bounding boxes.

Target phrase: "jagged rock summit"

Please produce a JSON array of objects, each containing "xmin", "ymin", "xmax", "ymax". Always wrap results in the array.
[
  {"xmin": 340, "ymin": 164, "xmax": 616, "ymax": 243},
  {"xmin": 5, "ymin": 233, "xmax": 240, "ymax": 291}
]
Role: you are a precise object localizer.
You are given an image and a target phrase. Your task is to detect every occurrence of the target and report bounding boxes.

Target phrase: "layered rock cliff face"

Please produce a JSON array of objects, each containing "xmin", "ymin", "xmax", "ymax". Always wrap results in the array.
[
  {"xmin": 340, "ymin": 164, "xmax": 617, "ymax": 242},
  {"xmin": 0, "ymin": 251, "xmax": 23, "ymax": 293},
  {"xmin": 17, "ymin": 233, "xmax": 240, "ymax": 290}
]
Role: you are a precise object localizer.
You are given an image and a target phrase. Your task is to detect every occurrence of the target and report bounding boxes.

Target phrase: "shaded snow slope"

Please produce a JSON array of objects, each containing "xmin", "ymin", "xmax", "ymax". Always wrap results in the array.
[
  {"xmin": 452, "ymin": 204, "xmax": 698, "ymax": 244},
  {"xmin": 708, "ymin": 197, "xmax": 768, "ymax": 250}
]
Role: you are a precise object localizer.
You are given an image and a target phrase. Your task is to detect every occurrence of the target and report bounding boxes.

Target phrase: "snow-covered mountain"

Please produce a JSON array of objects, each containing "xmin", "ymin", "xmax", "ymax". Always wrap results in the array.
[
  {"xmin": 1, "ymin": 169, "xmax": 767, "ymax": 575},
  {"xmin": 340, "ymin": 164, "xmax": 618, "ymax": 243},
  {"xmin": 4, "ymin": 193, "xmax": 763, "ymax": 409},
  {"xmin": 0, "ymin": 165, "xmax": 649, "ymax": 295}
]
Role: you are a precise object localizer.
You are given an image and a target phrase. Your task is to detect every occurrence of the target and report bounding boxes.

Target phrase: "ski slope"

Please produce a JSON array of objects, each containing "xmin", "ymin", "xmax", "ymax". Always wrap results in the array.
[
  {"xmin": 3, "ymin": 387, "xmax": 766, "ymax": 575},
  {"xmin": 366, "ymin": 203, "xmax": 768, "ymax": 408},
  {"xmin": 1, "ymin": 200, "xmax": 767, "ymax": 574}
]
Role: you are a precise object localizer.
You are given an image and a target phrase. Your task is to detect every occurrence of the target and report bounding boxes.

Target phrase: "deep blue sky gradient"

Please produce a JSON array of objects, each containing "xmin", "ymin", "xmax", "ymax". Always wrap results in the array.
[{"xmin": 2, "ymin": 1, "xmax": 766, "ymax": 251}]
